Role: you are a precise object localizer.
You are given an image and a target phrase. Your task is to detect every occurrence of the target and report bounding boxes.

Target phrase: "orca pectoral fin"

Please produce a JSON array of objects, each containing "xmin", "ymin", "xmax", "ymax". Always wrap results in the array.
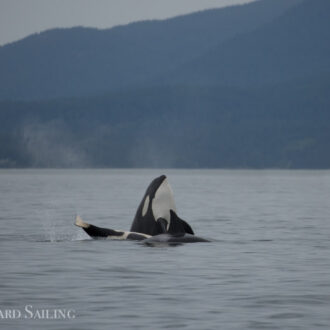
[
  {"xmin": 74, "ymin": 216, "xmax": 123, "ymax": 239},
  {"xmin": 169, "ymin": 210, "xmax": 195, "ymax": 235},
  {"xmin": 156, "ymin": 218, "xmax": 168, "ymax": 233},
  {"xmin": 179, "ymin": 219, "xmax": 194, "ymax": 235},
  {"xmin": 83, "ymin": 224, "xmax": 121, "ymax": 238},
  {"xmin": 75, "ymin": 215, "xmax": 89, "ymax": 229}
]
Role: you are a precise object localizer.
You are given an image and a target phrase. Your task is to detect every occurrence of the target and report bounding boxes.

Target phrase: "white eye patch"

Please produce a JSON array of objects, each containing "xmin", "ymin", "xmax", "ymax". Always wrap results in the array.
[{"xmin": 142, "ymin": 195, "xmax": 150, "ymax": 217}]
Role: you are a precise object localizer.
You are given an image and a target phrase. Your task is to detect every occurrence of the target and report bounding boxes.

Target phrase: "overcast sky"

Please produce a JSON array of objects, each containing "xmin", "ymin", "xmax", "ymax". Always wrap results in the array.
[{"xmin": 0, "ymin": 0, "xmax": 256, "ymax": 46}]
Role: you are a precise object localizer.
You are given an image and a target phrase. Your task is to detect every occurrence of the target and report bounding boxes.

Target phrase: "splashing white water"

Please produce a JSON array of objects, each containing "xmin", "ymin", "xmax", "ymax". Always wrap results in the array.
[{"xmin": 39, "ymin": 204, "xmax": 89, "ymax": 242}]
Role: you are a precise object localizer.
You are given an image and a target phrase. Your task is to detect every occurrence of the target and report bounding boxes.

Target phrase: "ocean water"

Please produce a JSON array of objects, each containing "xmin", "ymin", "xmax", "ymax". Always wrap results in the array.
[{"xmin": 1, "ymin": 169, "xmax": 330, "ymax": 329}]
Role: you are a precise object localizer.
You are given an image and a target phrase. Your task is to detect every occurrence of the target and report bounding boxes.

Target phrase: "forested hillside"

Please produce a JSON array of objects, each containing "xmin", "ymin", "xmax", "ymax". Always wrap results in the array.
[{"xmin": 0, "ymin": 0, "xmax": 329, "ymax": 168}]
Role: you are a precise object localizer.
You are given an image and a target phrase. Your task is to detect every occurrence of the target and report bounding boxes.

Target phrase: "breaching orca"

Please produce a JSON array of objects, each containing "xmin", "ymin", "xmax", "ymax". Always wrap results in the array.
[
  {"xmin": 130, "ymin": 175, "xmax": 194, "ymax": 236},
  {"xmin": 74, "ymin": 175, "xmax": 209, "ymax": 244}
]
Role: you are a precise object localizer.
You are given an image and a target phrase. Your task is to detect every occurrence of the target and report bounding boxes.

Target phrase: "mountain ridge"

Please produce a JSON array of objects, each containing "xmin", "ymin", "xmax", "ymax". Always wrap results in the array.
[
  {"xmin": 0, "ymin": 0, "xmax": 303, "ymax": 100},
  {"xmin": 161, "ymin": 0, "xmax": 330, "ymax": 87}
]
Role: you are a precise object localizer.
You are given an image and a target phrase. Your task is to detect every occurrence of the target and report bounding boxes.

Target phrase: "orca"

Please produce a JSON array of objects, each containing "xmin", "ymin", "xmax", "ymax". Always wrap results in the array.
[
  {"xmin": 130, "ymin": 175, "xmax": 194, "ymax": 236},
  {"xmin": 75, "ymin": 215, "xmax": 150, "ymax": 240},
  {"xmin": 74, "ymin": 175, "xmax": 209, "ymax": 244}
]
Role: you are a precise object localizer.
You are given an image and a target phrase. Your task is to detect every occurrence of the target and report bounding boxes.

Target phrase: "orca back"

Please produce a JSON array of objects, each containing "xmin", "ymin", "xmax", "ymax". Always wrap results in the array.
[{"xmin": 142, "ymin": 233, "xmax": 209, "ymax": 246}]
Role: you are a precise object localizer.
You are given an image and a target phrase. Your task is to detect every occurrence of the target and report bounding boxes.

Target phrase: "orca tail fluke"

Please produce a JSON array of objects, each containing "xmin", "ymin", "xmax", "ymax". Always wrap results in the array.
[{"xmin": 74, "ymin": 215, "xmax": 90, "ymax": 229}]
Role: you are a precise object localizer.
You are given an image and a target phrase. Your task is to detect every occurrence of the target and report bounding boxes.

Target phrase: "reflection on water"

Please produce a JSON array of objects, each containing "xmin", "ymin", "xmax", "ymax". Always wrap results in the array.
[{"xmin": 1, "ymin": 169, "xmax": 330, "ymax": 329}]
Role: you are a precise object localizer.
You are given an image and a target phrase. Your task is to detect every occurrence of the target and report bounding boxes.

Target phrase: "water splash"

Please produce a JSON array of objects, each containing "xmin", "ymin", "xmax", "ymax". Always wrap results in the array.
[{"xmin": 40, "ymin": 207, "xmax": 89, "ymax": 242}]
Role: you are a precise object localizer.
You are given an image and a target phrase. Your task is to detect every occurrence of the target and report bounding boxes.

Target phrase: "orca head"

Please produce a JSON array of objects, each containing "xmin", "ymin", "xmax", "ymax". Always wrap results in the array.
[{"xmin": 130, "ymin": 175, "xmax": 176, "ymax": 235}]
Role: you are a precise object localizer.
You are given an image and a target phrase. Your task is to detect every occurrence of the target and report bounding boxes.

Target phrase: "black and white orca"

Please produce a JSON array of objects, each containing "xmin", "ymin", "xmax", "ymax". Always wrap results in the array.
[
  {"xmin": 75, "ymin": 215, "xmax": 150, "ymax": 240},
  {"xmin": 74, "ymin": 175, "xmax": 209, "ymax": 244},
  {"xmin": 130, "ymin": 175, "xmax": 194, "ymax": 236}
]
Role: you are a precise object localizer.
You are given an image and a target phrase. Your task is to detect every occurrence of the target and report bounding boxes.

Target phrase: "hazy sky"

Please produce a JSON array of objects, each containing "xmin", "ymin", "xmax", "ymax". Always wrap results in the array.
[{"xmin": 0, "ymin": 0, "xmax": 256, "ymax": 46}]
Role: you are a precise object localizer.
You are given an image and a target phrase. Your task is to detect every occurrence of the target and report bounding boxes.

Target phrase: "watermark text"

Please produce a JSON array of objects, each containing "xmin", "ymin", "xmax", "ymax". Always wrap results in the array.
[{"xmin": 0, "ymin": 305, "xmax": 76, "ymax": 320}]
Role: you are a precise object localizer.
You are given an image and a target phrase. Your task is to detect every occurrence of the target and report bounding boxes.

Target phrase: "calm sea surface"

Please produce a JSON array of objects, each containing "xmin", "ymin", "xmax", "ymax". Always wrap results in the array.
[{"xmin": 0, "ymin": 169, "xmax": 330, "ymax": 329}]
